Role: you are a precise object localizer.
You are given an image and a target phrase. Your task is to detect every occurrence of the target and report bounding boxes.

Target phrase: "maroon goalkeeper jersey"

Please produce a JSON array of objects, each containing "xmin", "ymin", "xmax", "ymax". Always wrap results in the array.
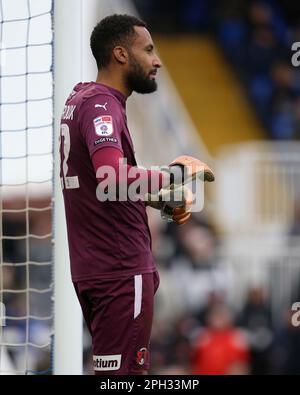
[{"xmin": 59, "ymin": 82, "xmax": 155, "ymax": 281}]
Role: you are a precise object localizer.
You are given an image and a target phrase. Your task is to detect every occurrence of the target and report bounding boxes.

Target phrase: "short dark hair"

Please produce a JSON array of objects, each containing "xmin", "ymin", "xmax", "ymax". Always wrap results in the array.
[{"xmin": 90, "ymin": 14, "xmax": 147, "ymax": 69}]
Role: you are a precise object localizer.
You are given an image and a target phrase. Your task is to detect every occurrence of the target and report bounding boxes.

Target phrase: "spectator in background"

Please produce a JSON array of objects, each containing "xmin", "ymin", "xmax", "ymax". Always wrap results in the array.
[
  {"xmin": 195, "ymin": 290, "xmax": 225, "ymax": 327},
  {"xmin": 289, "ymin": 200, "xmax": 300, "ymax": 237},
  {"xmin": 238, "ymin": 286, "xmax": 274, "ymax": 375},
  {"xmin": 270, "ymin": 61, "xmax": 300, "ymax": 139},
  {"xmin": 150, "ymin": 317, "xmax": 194, "ymax": 375},
  {"xmin": 272, "ymin": 308, "xmax": 300, "ymax": 374},
  {"xmin": 191, "ymin": 303, "xmax": 250, "ymax": 375},
  {"xmin": 164, "ymin": 218, "xmax": 231, "ymax": 317},
  {"xmin": 176, "ymin": 218, "xmax": 217, "ymax": 269},
  {"xmin": 218, "ymin": 5, "xmax": 247, "ymax": 67}
]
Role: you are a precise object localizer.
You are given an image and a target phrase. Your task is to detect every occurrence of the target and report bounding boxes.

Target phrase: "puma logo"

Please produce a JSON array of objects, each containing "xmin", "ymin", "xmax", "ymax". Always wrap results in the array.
[{"xmin": 95, "ymin": 102, "xmax": 107, "ymax": 111}]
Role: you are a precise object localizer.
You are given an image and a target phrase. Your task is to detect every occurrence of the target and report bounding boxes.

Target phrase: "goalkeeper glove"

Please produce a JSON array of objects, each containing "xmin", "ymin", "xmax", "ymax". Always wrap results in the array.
[
  {"xmin": 160, "ymin": 155, "xmax": 214, "ymax": 224},
  {"xmin": 167, "ymin": 155, "xmax": 215, "ymax": 185}
]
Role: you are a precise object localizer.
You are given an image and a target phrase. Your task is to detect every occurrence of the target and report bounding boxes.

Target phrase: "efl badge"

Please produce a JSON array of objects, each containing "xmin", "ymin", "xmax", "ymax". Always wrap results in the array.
[{"xmin": 94, "ymin": 115, "xmax": 113, "ymax": 136}]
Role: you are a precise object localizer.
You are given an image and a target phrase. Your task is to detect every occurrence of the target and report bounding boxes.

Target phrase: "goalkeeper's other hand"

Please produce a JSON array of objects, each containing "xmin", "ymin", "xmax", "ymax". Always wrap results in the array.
[
  {"xmin": 160, "ymin": 185, "xmax": 193, "ymax": 225},
  {"xmin": 172, "ymin": 205, "xmax": 192, "ymax": 225}
]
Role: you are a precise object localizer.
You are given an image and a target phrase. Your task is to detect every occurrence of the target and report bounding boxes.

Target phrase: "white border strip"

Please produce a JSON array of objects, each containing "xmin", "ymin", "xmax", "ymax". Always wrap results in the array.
[{"xmin": 134, "ymin": 275, "xmax": 142, "ymax": 319}]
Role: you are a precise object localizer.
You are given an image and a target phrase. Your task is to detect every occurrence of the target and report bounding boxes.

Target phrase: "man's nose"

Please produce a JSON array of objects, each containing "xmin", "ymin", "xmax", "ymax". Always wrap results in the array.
[{"xmin": 153, "ymin": 54, "xmax": 162, "ymax": 68}]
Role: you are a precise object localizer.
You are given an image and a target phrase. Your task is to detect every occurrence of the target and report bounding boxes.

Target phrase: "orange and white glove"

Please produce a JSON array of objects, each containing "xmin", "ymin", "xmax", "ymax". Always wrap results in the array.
[
  {"xmin": 168, "ymin": 155, "xmax": 215, "ymax": 184},
  {"xmin": 159, "ymin": 155, "xmax": 214, "ymax": 225}
]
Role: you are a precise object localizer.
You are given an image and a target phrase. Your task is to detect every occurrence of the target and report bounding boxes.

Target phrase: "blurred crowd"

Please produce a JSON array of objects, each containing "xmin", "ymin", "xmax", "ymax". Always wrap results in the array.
[
  {"xmin": 218, "ymin": 1, "xmax": 300, "ymax": 140},
  {"xmin": 134, "ymin": 0, "xmax": 300, "ymax": 140},
  {"xmin": 144, "ymin": 208, "xmax": 300, "ymax": 375}
]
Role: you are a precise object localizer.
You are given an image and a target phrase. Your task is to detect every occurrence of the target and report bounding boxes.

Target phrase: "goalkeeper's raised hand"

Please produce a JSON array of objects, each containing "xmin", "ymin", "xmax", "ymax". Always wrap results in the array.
[
  {"xmin": 145, "ymin": 155, "xmax": 214, "ymax": 225},
  {"xmin": 167, "ymin": 155, "xmax": 215, "ymax": 185}
]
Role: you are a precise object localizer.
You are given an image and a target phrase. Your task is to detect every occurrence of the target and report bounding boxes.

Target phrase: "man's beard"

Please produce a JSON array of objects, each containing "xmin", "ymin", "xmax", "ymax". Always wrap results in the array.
[{"xmin": 126, "ymin": 56, "xmax": 157, "ymax": 94}]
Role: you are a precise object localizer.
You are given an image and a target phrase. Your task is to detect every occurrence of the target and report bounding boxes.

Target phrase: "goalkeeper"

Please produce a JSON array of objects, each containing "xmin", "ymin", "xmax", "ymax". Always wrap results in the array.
[{"xmin": 59, "ymin": 14, "xmax": 214, "ymax": 375}]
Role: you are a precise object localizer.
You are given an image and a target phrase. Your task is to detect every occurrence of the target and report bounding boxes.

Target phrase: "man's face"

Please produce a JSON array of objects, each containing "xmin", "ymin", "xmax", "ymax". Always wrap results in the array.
[{"xmin": 125, "ymin": 26, "xmax": 162, "ymax": 94}]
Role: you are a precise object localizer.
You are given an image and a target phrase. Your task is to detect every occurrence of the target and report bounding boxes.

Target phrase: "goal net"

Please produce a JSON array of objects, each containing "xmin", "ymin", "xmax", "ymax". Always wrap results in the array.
[{"xmin": 0, "ymin": 0, "xmax": 54, "ymax": 374}]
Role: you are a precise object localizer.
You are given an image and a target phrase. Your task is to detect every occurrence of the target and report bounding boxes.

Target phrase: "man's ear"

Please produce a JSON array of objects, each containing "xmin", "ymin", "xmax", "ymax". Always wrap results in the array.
[{"xmin": 112, "ymin": 46, "xmax": 128, "ymax": 64}]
